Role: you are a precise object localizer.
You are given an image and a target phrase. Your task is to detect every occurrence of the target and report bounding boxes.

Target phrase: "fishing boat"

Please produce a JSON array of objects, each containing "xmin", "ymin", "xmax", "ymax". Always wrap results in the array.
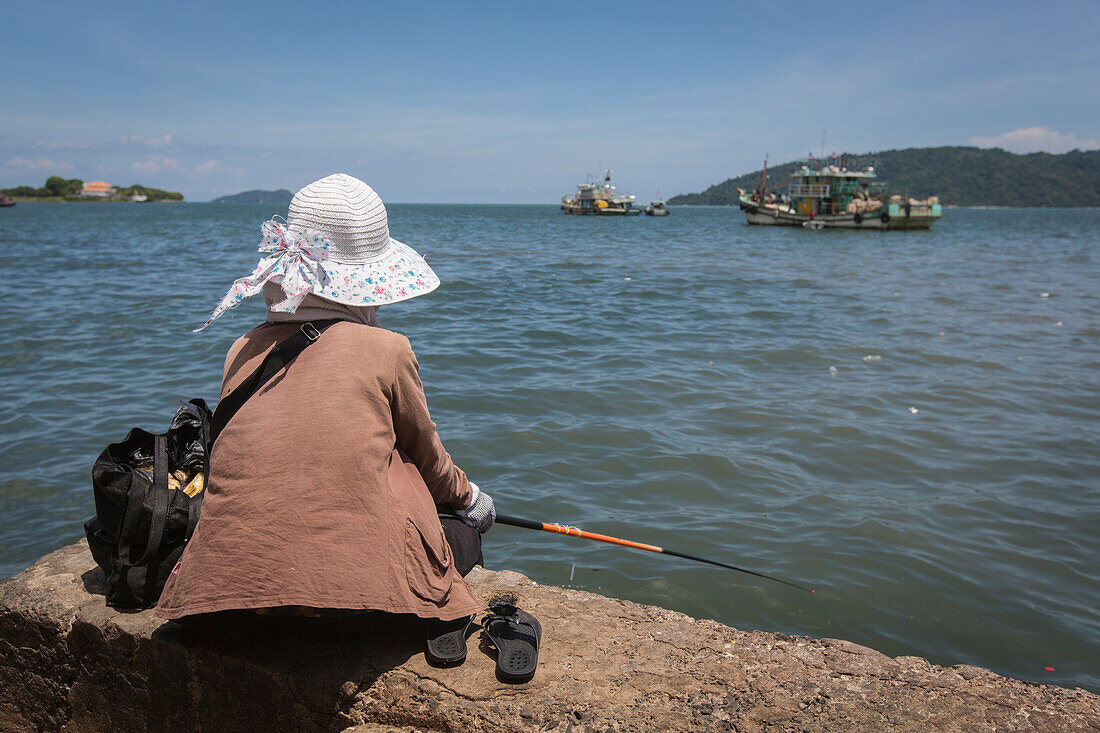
[
  {"xmin": 739, "ymin": 156, "xmax": 941, "ymax": 230},
  {"xmin": 644, "ymin": 192, "xmax": 670, "ymax": 216},
  {"xmin": 561, "ymin": 169, "xmax": 641, "ymax": 215},
  {"xmin": 0, "ymin": 193, "xmax": 15, "ymax": 208}
]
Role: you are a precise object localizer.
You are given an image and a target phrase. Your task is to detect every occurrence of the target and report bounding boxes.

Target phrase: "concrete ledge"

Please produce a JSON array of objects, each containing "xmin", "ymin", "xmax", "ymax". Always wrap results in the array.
[{"xmin": 1, "ymin": 542, "xmax": 1097, "ymax": 732}]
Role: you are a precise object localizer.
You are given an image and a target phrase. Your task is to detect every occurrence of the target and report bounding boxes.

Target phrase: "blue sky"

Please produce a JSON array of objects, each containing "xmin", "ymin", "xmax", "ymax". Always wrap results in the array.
[{"xmin": 2, "ymin": 1, "xmax": 1097, "ymax": 202}]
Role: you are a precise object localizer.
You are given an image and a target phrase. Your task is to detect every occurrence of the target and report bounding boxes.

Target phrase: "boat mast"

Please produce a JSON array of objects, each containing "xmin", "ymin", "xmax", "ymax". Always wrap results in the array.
[{"xmin": 759, "ymin": 153, "xmax": 768, "ymax": 200}]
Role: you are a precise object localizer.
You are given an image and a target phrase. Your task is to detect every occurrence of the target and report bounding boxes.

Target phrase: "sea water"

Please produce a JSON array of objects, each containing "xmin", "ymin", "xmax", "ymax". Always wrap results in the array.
[{"xmin": 0, "ymin": 202, "xmax": 1097, "ymax": 691}]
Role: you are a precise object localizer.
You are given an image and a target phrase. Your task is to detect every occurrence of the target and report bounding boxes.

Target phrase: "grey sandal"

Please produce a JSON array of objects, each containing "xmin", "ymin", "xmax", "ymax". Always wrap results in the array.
[
  {"xmin": 425, "ymin": 615, "xmax": 473, "ymax": 667},
  {"xmin": 481, "ymin": 601, "xmax": 541, "ymax": 683}
]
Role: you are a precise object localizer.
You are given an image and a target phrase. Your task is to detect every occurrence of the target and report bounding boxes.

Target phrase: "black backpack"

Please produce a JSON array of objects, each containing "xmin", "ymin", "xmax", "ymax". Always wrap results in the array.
[{"xmin": 84, "ymin": 320, "xmax": 338, "ymax": 610}]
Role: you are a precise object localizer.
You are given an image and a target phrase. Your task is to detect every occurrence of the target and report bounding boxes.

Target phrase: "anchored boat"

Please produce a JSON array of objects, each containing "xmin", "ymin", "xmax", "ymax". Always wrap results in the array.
[
  {"xmin": 561, "ymin": 169, "xmax": 641, "ymax": 215},
  {"xmin": 739, "ymin": 157, "xmax": 941, "ymax": 230},
  {"xmin": 644, "ymin": 192, "xmax": 670, "ymax": 216}
]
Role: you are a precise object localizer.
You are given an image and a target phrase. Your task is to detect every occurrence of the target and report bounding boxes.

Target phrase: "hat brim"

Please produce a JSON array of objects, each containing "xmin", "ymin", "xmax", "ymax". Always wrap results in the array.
[{"xmin": 308, "ymin": 239, "xmax": 440, "ymax": 307}]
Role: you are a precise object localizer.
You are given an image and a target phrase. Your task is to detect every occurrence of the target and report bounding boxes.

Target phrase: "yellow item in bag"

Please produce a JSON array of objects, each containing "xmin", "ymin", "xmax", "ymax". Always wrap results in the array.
[{"xmin": 183, "ymin": 472, "xmax": 205, "ymax": 498}]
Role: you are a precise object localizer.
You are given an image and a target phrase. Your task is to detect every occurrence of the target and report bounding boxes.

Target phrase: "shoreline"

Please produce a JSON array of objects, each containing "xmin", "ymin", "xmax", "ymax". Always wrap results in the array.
[{"xmin": 2, "ymin": 541, "xmax": 1097, "ymax": 731}]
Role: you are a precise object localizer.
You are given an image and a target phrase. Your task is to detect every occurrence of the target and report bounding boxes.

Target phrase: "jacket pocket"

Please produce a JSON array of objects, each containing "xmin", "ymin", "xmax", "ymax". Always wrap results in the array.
[{"xmin": 404, "ymin": 517, "xmax": 453, "ymax": 604}]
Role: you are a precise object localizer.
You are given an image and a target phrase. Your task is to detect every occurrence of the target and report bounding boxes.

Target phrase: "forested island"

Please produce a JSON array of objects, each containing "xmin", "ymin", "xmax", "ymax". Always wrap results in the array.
[
  {"xmin": 212, "ymin": 189, "xmax": 293, "ymax": 203},
  {"xmin": 1, "ymin": 176, "xmax": 183, "ymax": 202},
  {"xmin": 668, "ymin": 147, "xmax": 1100, "ymax": 207}
]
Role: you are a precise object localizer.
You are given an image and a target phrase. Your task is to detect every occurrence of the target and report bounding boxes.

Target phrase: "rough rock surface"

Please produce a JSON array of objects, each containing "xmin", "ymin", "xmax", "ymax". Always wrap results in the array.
[{"xmin": 1, "ymin": 542, "xmax": 1097, "ymax": 732}]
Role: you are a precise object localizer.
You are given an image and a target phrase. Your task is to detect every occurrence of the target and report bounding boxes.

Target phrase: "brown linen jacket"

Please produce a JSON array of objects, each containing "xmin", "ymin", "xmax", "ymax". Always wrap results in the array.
[{"xmin": 156, "ymin": 321, "xmax": 481, "ymax": 621}]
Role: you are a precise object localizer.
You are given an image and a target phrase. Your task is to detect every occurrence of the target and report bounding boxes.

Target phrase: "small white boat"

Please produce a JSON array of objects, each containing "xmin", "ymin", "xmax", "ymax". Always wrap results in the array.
[{"xmin": 644, "ymin": 193, "xmax": 670, "ymax": 216}]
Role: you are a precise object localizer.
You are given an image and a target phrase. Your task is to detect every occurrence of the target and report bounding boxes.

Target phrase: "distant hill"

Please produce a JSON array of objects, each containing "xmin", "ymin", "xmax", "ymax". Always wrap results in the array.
[
  {"xmin": 667, "ymin": 147, "xmax": 1100, "ymax": 207},
  {"xmin": 213, "ymin": 189, "xmax": 293, "ymax": 204}
]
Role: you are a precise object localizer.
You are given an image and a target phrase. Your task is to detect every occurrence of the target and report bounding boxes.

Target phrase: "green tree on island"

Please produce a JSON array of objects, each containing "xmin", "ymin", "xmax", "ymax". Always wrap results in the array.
[{"xmin": 44, "ymin": 176, "xmax": 84, "ymax": 197}]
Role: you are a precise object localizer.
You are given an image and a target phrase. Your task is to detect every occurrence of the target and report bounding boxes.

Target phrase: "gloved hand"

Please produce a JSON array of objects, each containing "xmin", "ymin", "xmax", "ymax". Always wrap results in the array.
[{"xmin": 455, "ymin": 482, "xmax": 495, "ymax": 534}]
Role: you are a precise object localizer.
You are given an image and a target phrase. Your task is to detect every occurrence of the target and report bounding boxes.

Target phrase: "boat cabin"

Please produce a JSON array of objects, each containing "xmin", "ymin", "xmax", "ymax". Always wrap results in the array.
[{"xmin": 784, "ymin": 166, "xmax": 885, "ymax": 216}]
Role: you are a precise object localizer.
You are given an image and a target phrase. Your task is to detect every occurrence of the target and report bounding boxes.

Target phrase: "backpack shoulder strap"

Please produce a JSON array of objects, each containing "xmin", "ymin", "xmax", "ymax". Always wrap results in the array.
[{"xmin": 209, "ymin": 319, "xmax": 340, "ymax": 443}]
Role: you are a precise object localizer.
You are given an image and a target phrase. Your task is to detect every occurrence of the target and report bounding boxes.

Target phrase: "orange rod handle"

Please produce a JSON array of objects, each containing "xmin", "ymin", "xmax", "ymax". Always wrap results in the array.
[{"xmin": 540, "ymin": 522, "xmax": 663, "ymax": 553}]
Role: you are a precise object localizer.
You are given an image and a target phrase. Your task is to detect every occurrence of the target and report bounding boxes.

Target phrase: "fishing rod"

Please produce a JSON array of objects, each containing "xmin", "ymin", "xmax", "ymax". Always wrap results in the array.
[{"xmin": 448, "ymin": 511, "xmax": 813, "ymax": 594}]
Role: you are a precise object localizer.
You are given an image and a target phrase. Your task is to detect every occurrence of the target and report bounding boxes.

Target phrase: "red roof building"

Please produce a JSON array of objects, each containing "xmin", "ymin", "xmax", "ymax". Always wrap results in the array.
[{"xmin": 81, "ymin": 181, "xmax": 114, "ymax": 197}]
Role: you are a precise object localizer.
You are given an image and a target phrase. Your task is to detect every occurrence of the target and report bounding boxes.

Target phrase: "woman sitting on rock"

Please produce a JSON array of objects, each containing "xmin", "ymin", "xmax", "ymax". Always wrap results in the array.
[{"xmin": 156, "ymin": 174, "xmax": 493, "ymax": 664}]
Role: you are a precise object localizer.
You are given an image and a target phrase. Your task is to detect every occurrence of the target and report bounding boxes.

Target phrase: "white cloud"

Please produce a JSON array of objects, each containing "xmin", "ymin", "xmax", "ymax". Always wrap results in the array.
[
  {"xmin": 970, "ymin": 126, "xmax": 1099, "ymax": 154},
  {"xmin": 5, "ymin": 156, "xmax": 74, "ymax": 172},
  {"xmin": 192, "ymin": 160, "xmax": 248, "ymax": 179},
  {"xmin": 37, "ymin": 141, "xmax": 93, "ymax": 151},
  {"xmin": 192, "ymin": 160, "xmax": 220, "ymax": 176},
  {"xmin": 131, "ymin": 154, "xmax": 180, "ymax": 175},
  {"xmin": 119, "ymin": 133, "xmax": 173, "ymax": 147}
]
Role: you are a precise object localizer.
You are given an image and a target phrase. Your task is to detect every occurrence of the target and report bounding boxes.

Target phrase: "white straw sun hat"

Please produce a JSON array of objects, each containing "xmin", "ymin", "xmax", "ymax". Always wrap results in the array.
[{"xmin": 197, "ymin": 173, "xmax": 439, "ymax": 330}]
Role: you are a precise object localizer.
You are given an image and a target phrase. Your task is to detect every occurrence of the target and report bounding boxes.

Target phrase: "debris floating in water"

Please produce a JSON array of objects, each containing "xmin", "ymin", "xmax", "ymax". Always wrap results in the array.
[
  {"xmin": 908, "ymin": 406, "xmax": 919, "ymax": 415},
  {"xmin": 624, "ymin": 277, "xmax": 632, "ymax": 281},
  {"xmin": 1056, "ymin": 321, "xmax": 1063, "ymax": 326},
  {"xmin": 938, "ymin": 331, "xmax": 945, "ymax": 337},
  {"xmin": 1044, "ymin": 666, "xmax": 1055, "ymax": 672},
  {"xmin": 708, "ymin": 360, "xmax": 715, "ymax": 367},
  {"xmin": 829, "ymin": 366, "xmax": 838, "ymax": 378},
  {"xmin": 863, "ymin": 355, "xmax": 883, "ymax": 362},
  {"xmin": 1040, "ymin": 292, "xmax": 1051, "ymax": 298},
  {"xmin": 570, "ymin": 563, "xmax": 575, "ymax": 581}
]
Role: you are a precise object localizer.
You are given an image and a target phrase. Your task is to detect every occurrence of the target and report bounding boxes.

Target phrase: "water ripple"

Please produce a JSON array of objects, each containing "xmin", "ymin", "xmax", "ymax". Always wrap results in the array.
[{"xmin": 0, "ymin": 203, "xmax": 1097, "ymax": 691}]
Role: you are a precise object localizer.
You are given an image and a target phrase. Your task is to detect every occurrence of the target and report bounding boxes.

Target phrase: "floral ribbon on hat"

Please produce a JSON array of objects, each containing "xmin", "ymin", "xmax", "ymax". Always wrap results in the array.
[{"xmin": 194, "ymin": 219, "xmax": 334, "ymax": 331}]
